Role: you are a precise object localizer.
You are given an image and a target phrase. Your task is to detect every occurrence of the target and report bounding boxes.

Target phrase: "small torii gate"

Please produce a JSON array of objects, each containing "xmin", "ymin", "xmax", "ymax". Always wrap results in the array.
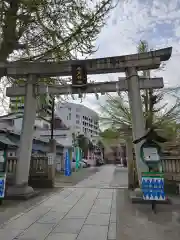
[{"xmin": 1, "ymin": 47, "xmax": 172, "ymax": 197}]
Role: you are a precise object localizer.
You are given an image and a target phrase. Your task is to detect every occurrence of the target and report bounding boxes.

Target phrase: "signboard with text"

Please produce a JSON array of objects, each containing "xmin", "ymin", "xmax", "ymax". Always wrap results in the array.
[
  {"xmin": 141, "ymin": 172, "xmax": 165, "ymax": 201},
  {"xmin": 71, "ymin": 64, "xmax": 87, "ymax": 86},
  {"xmin": 0, "ymin": 173, "xmax": 6, "ymax": 198}
]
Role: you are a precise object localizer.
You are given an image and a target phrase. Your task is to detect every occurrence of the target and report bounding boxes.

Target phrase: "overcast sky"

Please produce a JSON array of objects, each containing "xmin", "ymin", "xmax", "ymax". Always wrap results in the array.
[
  {"xmin": 1, "ymin": 1, "xmax": 180, "ymax": 116},
  {"xmin": 70, "ymin": 0, "xmax": 180, "ymax": 113}
]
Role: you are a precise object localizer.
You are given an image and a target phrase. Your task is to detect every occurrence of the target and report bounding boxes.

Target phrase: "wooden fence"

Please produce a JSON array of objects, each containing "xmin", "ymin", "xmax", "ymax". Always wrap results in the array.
[
  {"xmin": 131, "ymin": 156, "xmax": 180, "ymax": 189},
  {"xmin": 6, "ymin": 155, "xmax": 48, "ymax": 186},
  {"xmin": 6, "ymin": 155, "xmax": 180, "ymax": 188},
  {"xmin": 29, "ymin": 156, "xmax": 48, "ymax": 179},
  {"xmin": 161, "ymin": 156, "xmax": 180, "ymax": 182},
  {"xmin": 6, "ymin": 157, "xmax": 17, "ymax": 185}
]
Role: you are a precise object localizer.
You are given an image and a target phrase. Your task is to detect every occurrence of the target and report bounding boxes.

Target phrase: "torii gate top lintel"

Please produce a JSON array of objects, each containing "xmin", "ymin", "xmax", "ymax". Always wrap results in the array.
[{"xmin": 0, "ymin": 47, "xmax": 172, "ymax": 78}]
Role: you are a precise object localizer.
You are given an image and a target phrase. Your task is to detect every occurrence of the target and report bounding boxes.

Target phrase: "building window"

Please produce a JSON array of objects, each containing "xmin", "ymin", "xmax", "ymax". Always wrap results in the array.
[
  {"xmin": 76, "ymin": 114, "xmax": 80, "ymax": 118},
  {"xmin": 67, "ymin": 113, "xmax": 71, "ymax": 120},
  {"xmin": 76, "ymin": 120, "xmax": 80, "ymax": 124},
  {"xmin": 68, "ymin": 107, "xmax": 71, "ymax": 111}
]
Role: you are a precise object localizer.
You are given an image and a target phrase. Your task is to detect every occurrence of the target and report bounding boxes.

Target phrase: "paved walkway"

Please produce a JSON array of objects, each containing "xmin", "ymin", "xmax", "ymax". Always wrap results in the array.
[
  {"xmin": 0, "ymin": 165, "xmax": 118, "ymax": 240},
  {"xmin": 2, "ymin": 165, "xmax": 179, "ymax": 240},
  {"xmin": 116, "ymin": 189, "xmax": 180, "ymax": 240},
  {"xmin": 0, "ymin": 167, "xmax": 100, "ymax": 226}
]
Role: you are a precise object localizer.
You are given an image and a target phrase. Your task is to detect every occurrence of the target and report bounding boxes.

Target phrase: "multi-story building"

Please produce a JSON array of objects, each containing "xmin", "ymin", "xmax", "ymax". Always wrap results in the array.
[
  {"xmin": 8, "ymin": 98, "xmax": 100, "ymax": 151},
  {"xmin": 55, "ymin": 102, "xmax": 100, "ymax": 143},
  {"xmin": 9, "ymin": 94, "xmax": 53, "ymax": 117},
  {"xmin": 0, "ymin": 112, "xmax": 50, "ymax": 132}
]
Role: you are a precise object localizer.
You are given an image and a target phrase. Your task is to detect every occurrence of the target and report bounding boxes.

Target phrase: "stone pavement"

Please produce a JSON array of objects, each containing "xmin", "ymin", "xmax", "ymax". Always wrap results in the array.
[
  {"xmin": 0, "ymin": 165, "xmax": 119, "ymax": 240},
  {"xmin": 116, "ymin": 189, "xmax": 180, "ymax": 240},
  {"xmin": 0, "ymin": 167, "xmax": 100, "ymax": 226},
  {"xmin": 110, "ymin": 167, "xmax": 128, "ymax": 188},
  {"xmin": 75, "ymin": 164, "xmax": 116, "ymax": 188},
  {"xmin": 2, "ymin": 165, "xmax": 179, "ymax": 240}
]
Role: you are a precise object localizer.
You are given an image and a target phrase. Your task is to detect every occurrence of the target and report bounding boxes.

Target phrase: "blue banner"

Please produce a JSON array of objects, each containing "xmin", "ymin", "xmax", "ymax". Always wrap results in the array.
[
  {"xmin": 64, "ymin": 150, "xmax": 71, "ymax": 176},
  {"xmin": 0, "ymin": 174, "xmax": 6, "ymax": 198}
]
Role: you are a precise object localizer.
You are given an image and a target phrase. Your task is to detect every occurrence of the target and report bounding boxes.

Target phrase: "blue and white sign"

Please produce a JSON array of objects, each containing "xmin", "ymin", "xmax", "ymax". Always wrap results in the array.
[
  {"xmin": 141, "ymin": 172, "xmax": 165, "ymax": 201},
  {"xmin": 0, "ymin": 174, "xmax": 6, "ymax": 198},
  {"xmin": 64, "ymin": 150, "xmax": 71, "ymax": 176}
]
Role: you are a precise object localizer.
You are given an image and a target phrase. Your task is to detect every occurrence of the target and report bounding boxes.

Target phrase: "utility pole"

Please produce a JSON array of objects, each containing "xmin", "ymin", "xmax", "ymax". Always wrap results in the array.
[{"xmin": 50, "ymin": 97, "xmax": 55, "ymax": 140}]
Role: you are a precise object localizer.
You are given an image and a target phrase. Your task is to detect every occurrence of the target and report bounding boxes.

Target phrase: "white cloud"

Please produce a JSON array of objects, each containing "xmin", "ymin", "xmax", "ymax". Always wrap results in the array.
[
  {"xmin": 175, "ymin": 26, "xmax": 180, "ymax": 37},
  {"xmin": 74, "ymin": 0, "xmax": 180, "ymax": 113}
]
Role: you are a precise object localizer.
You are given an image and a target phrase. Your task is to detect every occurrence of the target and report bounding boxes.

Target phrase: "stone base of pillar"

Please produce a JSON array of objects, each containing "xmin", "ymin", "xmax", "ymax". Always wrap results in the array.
[
  {"xmin": 28, "ymin": 179, "xmax": 54, "ymax": 188},
  {"xmin": 6, "ymin": 184, "xmax": 39, "ymax": 200}
]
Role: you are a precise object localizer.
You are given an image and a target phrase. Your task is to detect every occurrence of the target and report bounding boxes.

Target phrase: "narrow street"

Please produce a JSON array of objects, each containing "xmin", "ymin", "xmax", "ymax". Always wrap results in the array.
[{"xmin": 0, "ymin": 165, "xmax": 180, "ymax": 240}]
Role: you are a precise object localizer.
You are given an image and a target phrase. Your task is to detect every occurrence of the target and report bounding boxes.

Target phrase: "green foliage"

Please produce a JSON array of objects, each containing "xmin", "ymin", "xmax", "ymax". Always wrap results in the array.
[
  {"xmin": 99, "ymin": 128, "xmax": 122, "ymax": 145},
  {"xmin": 100, "ymin": 93, "xmax": 132, "ymax": 129},
  {"xmin": 100, "ymin": 128, "xmax": 120, "ymax": 139},
  {"xmin": 74, "ymin": 133, "xmax": 94, "ymax": 157},
  {"xmin": 8, "ymin": 77, "xmax": 54, "ymax": 117},
  {"xmin": 100, "ymin": 91, "xmax": 180, "ymax": 141},
  {"xmin": 0, "ymin": 0, "xmax": 115, "ymax": 112},
  {"xmin": 137, "ymin": 40, "xmax": 149, "ymax": 53},
  {"xmin": 100, "ymin": 40, "xmax": 180, "ymax": 141},
  {"xmin": 0, "ymin": 0, "xmax": 115, "ymax": 62}
]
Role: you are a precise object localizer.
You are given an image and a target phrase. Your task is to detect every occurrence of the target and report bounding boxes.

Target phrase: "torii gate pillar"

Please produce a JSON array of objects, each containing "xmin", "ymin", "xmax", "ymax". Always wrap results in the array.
[
  {"xmin": 8, "ymin": 75, "xmax": 37, "ymax": 198},
  {"xmin": 125, "ymin": 67, "xmax": 148, "ymax": 182}
]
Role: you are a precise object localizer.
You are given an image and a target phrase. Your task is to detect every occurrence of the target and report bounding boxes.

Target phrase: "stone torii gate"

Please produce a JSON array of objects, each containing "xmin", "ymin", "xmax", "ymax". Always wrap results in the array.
[{"xmin": 1, "ymin": 47, "xmax": 172, "ymax": 197}]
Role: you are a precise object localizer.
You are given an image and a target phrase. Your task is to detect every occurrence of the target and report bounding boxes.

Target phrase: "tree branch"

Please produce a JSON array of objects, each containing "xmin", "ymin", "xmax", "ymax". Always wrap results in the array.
[{"xmin": 0, "ymin": 0, "xmax": 20, "ymax": 61}]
